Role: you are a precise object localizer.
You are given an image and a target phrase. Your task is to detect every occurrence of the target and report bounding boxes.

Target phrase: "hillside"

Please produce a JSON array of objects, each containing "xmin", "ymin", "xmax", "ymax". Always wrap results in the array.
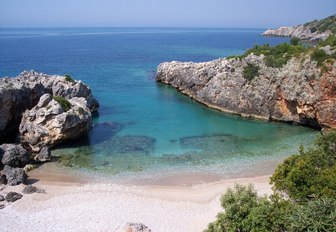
[{"xmin": 262, "ymin": 14, "xmax": 336, "ymax": 41}]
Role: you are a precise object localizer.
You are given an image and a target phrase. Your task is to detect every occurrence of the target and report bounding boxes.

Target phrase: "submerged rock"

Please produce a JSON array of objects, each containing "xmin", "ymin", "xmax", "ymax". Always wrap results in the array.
[
  {"xmin": 0, "ymin": 71, "xmax": 99, "ymax": 143},
  {"xmin": 99, "ymin": 135, "xmax": 156, "ymax": 155},
  {"xmin": 0, "ymin": 144, "xmax": 30, "ymax": 168},
  {"xmin": 19, "ymin": 93, "xmax": 92, "ymax": 151},
  {"xmin": 5, "ymin": 192, "xmax": 22, "ymax": 202},
  {"xmin": 3, "ymin": 165, "xmax": 27, "ymax": 186}
]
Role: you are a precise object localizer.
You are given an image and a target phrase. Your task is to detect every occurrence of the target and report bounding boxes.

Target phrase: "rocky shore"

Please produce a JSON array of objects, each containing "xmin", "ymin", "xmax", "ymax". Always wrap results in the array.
[
  {"xmin": 262, "ymin": 25, "xmax": 331, "ymax": 41},
  {"xmin": 156, "ymin": 54, "xmax": 336, "ymax": 129},
  {"xmin": 0, "ymin": 71, "xmax": 99, "ymax": 190}
]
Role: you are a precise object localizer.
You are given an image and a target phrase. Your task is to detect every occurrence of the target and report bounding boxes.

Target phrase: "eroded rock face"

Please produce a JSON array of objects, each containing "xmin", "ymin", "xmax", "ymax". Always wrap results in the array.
[
  {"xmin": 156, "ymin": 55, "xmax": 336, "ymax": 129},
  {"xmin": 19, "ymin": 93, "xmax": 92, "ymax": 151},
  {"xmin": 0, "ymin": 71, "xmax": 99, "ymax": 142}
]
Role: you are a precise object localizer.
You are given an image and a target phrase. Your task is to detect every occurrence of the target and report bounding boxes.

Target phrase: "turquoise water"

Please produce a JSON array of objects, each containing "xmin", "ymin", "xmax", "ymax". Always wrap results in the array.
[{"xmin": 0, "ymin": 28, "xmax": 318, "ymax": 179}]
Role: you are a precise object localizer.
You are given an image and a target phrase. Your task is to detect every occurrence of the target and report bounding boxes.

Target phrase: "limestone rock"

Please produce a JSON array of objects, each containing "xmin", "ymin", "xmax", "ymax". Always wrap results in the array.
[
  {"xmin": 5, "ymin": 191, "xmax": 22, "ymax": 202},
  {"xmin": 0, "ymin": 144, "xmax": 30, "ymax": 167},
  {"xmin": 156, "ymin": 55, "xmax": 336, "ymax": 129},
  {"xmin": 0, "ymin": 71, "xmax": 99, "ymax": 142},
  {"xmin": 122, "ymin": 223, "xmax": 151, "ymax": 232},
  {"xmin": 19, "ymin": 93, "xmax": 92, "ymax": 151},
  {"xmin": 34, "ymin": 146, "xmax": 51, "ymax": 162},
  {"xmin": 0, "ymin": 194, "xmax": 4, "ymax": 201},
  {"xmin": 3, "ymin": 165, "xmax": 27, "ymax": 186}
]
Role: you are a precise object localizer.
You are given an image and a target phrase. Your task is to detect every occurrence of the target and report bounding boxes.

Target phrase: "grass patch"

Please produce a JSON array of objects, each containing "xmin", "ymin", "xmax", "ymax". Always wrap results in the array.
[{"xmin": 53, "ymin": 96, "xmax": 71, "ymax": 112}]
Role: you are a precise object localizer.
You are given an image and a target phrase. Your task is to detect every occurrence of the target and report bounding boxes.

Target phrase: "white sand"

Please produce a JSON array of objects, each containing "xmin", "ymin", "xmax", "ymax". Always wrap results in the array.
[{"xmin": 0, "ymin": 172, "xmax": 272, "ymax": 232}]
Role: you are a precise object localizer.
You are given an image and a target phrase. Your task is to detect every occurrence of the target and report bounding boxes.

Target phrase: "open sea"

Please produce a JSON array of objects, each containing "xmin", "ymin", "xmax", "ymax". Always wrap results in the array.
[{"xmin": 0, "ymin": 28, "xmax": 318, "ymax": 180}]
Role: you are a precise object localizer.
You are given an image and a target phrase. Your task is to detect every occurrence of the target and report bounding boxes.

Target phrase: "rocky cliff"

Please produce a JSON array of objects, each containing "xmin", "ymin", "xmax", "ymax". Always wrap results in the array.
[
  {"xmin": 262, "ymin": 15, "xmax": 335, "ymax": 41},
  {"xmin": 156, "ymin": 54, "xmax": 336, "ymax": 129},
  {"xmin": 0, "ymin": 71, "xmax": 99, "ymax": 142}
]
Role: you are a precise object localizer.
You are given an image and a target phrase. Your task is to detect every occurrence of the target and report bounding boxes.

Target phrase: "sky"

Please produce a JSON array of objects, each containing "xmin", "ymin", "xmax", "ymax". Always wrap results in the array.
[{"xmin": 0, "ymin": 0, "xmax": 335, "ymax": 28}]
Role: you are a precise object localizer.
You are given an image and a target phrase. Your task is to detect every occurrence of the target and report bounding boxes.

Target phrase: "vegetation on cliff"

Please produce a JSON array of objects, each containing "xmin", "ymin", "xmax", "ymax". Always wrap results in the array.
[
  {"xmin": 205, "ymin": 131, "xmax": 336, "ymax": 232},
  {"xmin": 230, "ymin": 34, "xmax": 336, "ymax": 72},
  {"xmin": 304, "ymin": 14, "xmax": 336, "ymax": 34},
  {"xmin": 53, "ymin": 96, "xmax": 71, "ymax": 112}
]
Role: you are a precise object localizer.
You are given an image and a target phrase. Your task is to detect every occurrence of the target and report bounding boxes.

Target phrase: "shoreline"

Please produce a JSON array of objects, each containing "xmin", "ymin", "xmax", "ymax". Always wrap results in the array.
[{"xmin": 0, "ymin": 163, "xmax": 273, "ymax": 232}]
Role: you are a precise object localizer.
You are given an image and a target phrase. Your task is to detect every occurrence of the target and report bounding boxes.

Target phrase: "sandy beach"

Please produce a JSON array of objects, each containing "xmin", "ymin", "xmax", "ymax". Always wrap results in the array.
[{"xmin": 0, "ymin": 164, "xmax": 272, "ymax": 232}]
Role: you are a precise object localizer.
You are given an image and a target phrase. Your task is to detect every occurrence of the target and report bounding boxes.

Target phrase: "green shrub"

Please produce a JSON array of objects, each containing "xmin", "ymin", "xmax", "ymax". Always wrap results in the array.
[
  {"xmin": 205, "ymin": 185, "xmax": 258, "ymax": 232},
  {"xmin": 64, "ymin": 74, "xmax": 75, "ymax": 83},
  {"xmin": 305, "ymin": 15, "xmax": 336, "ymax": 33},
  {"xmin": 77, "ymin": 107, "xmax": 85, "ymax": 115},
  {"xmin": 243, "ymin": 64, "xmax": 259, "ymax": 81},
  {"xmin": 271, "ymin": 131, "xmax": 336, "ymax": 201},
  {"xmin": 287, "ymin": 197, "xmax": 336, "ymax": 232},
  {"xmin": 310, "ymin": 27, "xmax": 317, "ymax": 33},
  {"xmin": 290, "ymin": 37, "xmax": 301, "ymax": 46},
  {"xmin": 242, "ymin": 43, "xmax": 306, "ymax": 68},
  {"xmin": 206, "ymin": 132, "xmax": 336, "ymax": 231},
  {"xmin": 319, "ymin": 35, "xmax": 336, "ymax": 47},
  {"xmin": 205, "ymin": 185, "xmax": 290, "ymax": 232},
  {"xmin": 53, "ymin": 96, "xmax": 72, "ymax": 112},
  {"xmin": 311, "ymin": 48, "xmax": 330, "ymax": 66}
]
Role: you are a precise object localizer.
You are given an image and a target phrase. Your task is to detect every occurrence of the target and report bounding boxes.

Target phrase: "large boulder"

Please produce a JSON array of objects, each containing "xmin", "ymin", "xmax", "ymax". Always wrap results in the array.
[
  {"xmin": 3, "ymin": 165, "xmax": 27, "ymax": 186},
  {"xmin": 0, "ymin": 71, "xmax": 99, "ymax": 142},
  {"xmin": 0, "ymin": 144, "xmax": 29, "ymax": 167},
  {"xmin": 19, "ymin": 93, "xmax": 92, "ymax": 151}
]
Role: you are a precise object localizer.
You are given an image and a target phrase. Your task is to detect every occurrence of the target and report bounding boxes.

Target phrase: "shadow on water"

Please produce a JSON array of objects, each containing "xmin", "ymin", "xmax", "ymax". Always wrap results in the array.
[{"xmin": 53, "ymin": 121, "xmax": 124, "ymax": 149}]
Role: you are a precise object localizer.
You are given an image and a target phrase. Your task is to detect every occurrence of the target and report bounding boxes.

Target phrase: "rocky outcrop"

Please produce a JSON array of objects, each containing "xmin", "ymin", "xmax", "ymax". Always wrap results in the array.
[
  {"xmin": 262, "ymin": 25, "xmax": 331, "ymax": 41},
  {"xmin": 0, "ymin": 71, "xmax": 99, "ymax": 142},
  {"xmin": 156, "ymin": 54, "xmax": 336, "ymax": 129},
  {"xmin": 0, "ymin": 144, "xmax": 29, "ymax": 167},
  {"xmin": 2, "ymin": 165, "xmax": 27, "ymax": 186},
  {"xmin": 19, "ymin": 93, "xmax": 92, "ymax": 152}
]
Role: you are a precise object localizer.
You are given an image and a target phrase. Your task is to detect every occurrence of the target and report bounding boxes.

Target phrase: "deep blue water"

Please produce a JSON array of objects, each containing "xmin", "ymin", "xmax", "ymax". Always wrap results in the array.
[{"xmin": 0, "ymin": 28, "xmax": 317, "ymax": 179}]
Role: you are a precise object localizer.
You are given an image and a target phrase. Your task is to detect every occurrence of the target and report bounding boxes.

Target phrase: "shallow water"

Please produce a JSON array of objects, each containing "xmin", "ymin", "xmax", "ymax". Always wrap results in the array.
[{"xmin": 0, "ymin": 28, "xmax": 318, "ymax": 179}]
